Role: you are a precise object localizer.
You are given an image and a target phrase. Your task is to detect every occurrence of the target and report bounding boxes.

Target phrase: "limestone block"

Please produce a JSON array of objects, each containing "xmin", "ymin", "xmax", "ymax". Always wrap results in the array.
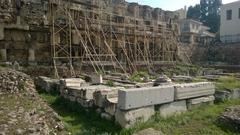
[
  {"xmin": 67, "ymin": 85, "xmax": 112, "ymax": 100},
  {"xmin": 188, "ymin": 95, "xmax": 215, "ymax": 105},
  {"xmin": 94, "ymin": 88, "xmax": 119, "ymax": 108},
  {"xmin": 35, "ymin": 76, "xmax": 59, "ymax": 92},
  {"xmin": 187, "ymin": 95, "xmax": 215, "ymax": 109},
  {"xmin": 215, "ymin": 90, "xmax": 232, "ymax": 101},
  {"xmin": 118, "ymin": 86, "xmax": 174, "ymax": 110},
  {"xmin": 174, "ymin": 82, "xmax": 215, "ymax": 100},
  {"xmin": 115, "ymin": 106, "xmax": 155, "ymax": 128},
  {"xmin": 0, "ymin": 49, "xmax": 7, "ymax": 61},
  {"xmin": 231, "ymin": 89, "xmax": 240, "ymax": 99},
  {"xmin": 60, "ymin": 78, "xmax": 86, "ymax": 88},
  {"xmin": 90, "ymin": 74, "xmax": 103, "ymax": 84},
  {"xmin": 0, "ymin": 25, "xmax": 4, "ymax": 40},
  {"xmin": 76, "ymin": 98, "xmax": 94, "ymax": 108},
  {"xmin": 158, "ymin": 100, "xmax": 187, "ymax": 118},
  {"xmin": 104, "ymin": 97, "xmax": 118, "ymax": 116},
  {"xmin": 28, "ymin": 49, "xmax": 35, "ymax": 62},
  {"xmin": 101, "ymin": 112, "xmax": 112, "ymax": 121}
]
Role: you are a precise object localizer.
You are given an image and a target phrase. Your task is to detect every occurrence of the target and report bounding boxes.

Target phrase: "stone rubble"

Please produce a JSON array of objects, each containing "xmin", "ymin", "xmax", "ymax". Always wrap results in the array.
[
  {"xmin": 219, "ymin": 105, "xmax": 240, "ymax": 130},
  {"xmin": 0, "ymin": 69, "xmax": 68, "ymax": 135}
]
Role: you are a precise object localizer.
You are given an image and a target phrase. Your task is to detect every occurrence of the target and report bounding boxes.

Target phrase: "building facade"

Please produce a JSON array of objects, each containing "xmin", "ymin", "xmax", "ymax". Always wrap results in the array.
[
  {"xmin": 179, "ymin": 19, "xmax": 215, "ymax": 45},
  {"xmin": 220, "ymin": 1, "xmax": 240, "ymax": 43}
]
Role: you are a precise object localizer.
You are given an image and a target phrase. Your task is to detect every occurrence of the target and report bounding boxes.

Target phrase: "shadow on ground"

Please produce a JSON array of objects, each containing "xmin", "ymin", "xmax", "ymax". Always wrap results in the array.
[{"xmin": 39, "ymin": 91, "xmax": 122, "ymax": 135}]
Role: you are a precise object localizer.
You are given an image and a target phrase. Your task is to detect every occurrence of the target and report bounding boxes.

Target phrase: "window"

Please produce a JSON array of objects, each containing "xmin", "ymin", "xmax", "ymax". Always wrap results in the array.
[
  {"xmin": 239, "ymin": 8, "xmax": 240, "ymax": 19},
  {"xmin": 226, "ymin": 10, "xmax": 232, "ymax": 20}
]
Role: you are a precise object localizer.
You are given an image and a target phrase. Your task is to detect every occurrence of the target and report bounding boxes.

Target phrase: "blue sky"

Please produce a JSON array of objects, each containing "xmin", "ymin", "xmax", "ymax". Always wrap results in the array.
[{"xmin": 126, "ymin": 0, "xmax": 238, "ymax": 11}]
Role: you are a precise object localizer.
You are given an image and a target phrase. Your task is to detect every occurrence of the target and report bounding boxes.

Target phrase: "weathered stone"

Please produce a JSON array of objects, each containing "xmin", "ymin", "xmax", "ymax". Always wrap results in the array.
[
  {"xmin": 12, "ymin": 61, "xmax": 20, "ymax": 70},
  {"xmin": 118, "ymin": 86, "xmax": 174, "ymax": 110},
  {"xmin": 153, "ymin": 75, "xmax": 172, "ymax": 86},
  {"xmin": 115, "ymin": 106, "xmax": 155, "ymax": 128},
  {"xmin": 187, "ymin": 95, "xmax": 215, "ymax": 109},
  {"xmin": 94, "ymin": 88, "xmax": 119, "ymax": 108},
  {"xmin": 0, "ymin": 132, "xmax": 6, "ymax": 135},
  {"xmin": 101, "ymin": 113, "xmax": 112, "ymax": 121},
  {"xmin": 0, "ymin": 49, "xmax": 7, "ymax": 61},
  {"xmin": 67, "ymin": 85, "xmax": 111, "ymax": 100},
  {"xmin": 158, "ymin": 100, "xmax": 187, "ymax": 118},
  {"xmin": 174, "ymin": 82, "xmax": 215, "ymax": 100},
  {"xmin": 16, "ymin": 129, "xmax": 25, "ymax": 135},
  {"xmin": 219, "ymin": 105, "xmax": 240, "ymax": 130},
  {"xmin": 104, "ymin": 97, "xmax": 118, "ymax": 116},
  {"xmin": 171, "ymin": 76, "xmax": 193, "ymax": 82},
  {"xmin": 0, "ymin": 25, "xmax": 3, "ymax": 40},
  {"xmin": 215, "ymin": 90, "xmax": 232, "ymax": 101},
  {"xmin": 133, "ymin": 128, "xmax": 164, "ymax": 135},
  {"xmin": 59, "ymin": 78, "xmax": 86, "ymax": 95},
  {"xmin": 76, "ymin": 98, "xmax": 94, "ymax": 108},
  {"xmin": 35, "ymin": 76, "xmax": 59, "ymax": 92},
  {"xmin": 231, "ymin": 89, "xmax": 240, "ymax": 99},
  {"xmin": 90, "ymin": 74, "xmax": 103, "ymax": 84}
]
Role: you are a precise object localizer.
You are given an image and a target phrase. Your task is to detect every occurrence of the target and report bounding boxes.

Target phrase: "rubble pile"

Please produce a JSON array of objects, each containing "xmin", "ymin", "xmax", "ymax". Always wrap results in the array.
[
  {"xmin": 0, "ymin": 69, "xmax": 67, "ymax": 135},
  {"xmin": 219, "ymin": 106, "xmax": 240, "ymax": 130},
  {"xmin": 0, "ymin": 70, "xmax": 31, "ymax": 93}
]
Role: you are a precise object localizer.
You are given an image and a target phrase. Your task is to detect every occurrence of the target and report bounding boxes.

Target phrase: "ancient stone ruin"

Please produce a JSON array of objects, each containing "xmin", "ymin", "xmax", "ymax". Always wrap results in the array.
[
  {"xmin": 35, "ymin": 76, "xmax": 216, "ymax": 128},
  {"xmin": 0, "ymin": 0, "xmax": 180, "ymax": 76}
]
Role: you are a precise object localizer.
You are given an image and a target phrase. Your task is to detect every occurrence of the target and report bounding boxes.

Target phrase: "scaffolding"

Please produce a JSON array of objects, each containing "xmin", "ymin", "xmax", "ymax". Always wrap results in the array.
[{"xmin": 50, "ymin": 0, "xmax": 179, "ymax": 77}]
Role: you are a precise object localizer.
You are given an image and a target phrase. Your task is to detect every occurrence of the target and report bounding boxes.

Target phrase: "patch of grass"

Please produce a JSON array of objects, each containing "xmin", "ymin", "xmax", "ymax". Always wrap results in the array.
[
  {"xmin": 106, "ymin": 80, "xmax": 115, "ymax": 87},
  {"xmin": 39, "ymin": 92, "xmax": 121, "ymax": 135},
  {"xmin": 215, "ymin": 76, "xmax": 240, "ymax": 91},
  {"xmin": 39, "ymin": 89, "xmax": 240, "ymax": 135},
  {"xmin": 123, "ymin": 99, "xmax": 240, "ymax": 135},
  {"xmin": 130, "ymin": 71, "xmax": 149, "ymax": 82},
  {"xmin": 162, "ymin": 64, "xmax": 202, "ymax": 77}
]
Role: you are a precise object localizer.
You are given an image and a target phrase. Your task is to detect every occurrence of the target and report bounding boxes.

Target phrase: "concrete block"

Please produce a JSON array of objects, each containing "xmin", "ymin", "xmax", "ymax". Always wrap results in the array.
[
  {"xmin": 174, "ymin": 82, "xmax": 215, "ymax": 100},
  {"xmin": 187, "ymin": 95, "xmax": 215, "ymax": 109},
  {"xmin": 115, "ymin": 106, "xmax": 155, "ymax": 128},
  {"xmin": 118, "ymin": 86, "xmax": 174, "ymax": 110},
  {"xmin": 158, "ymin": 100, "xmax": 187, "ymax": 118}
]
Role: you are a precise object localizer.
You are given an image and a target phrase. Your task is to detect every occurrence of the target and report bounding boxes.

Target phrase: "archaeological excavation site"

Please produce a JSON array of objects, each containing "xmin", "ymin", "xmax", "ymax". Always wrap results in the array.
[{"xmin": 0, "ymin": 0, "xmax": 240, "ymax": 135}]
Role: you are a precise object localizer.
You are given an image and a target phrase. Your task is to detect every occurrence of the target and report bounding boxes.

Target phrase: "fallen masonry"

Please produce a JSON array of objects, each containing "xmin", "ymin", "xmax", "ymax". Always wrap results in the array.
[
  {"xmin": 219, "ymin": 105, "xmax": 240, "ymax": 130},
  {"xmin": 38, "ymin": 77, "xmax": 216, "ymax": 128}
]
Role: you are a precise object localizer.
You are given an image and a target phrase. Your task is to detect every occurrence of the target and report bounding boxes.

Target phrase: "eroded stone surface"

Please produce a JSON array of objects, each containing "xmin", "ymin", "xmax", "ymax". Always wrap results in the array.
[
  {"xmin": 158, "ymin": 100, "xmax": 187, "ymax": 118},
  {"xmin": 115, "ymin": 106, "xmax": 155, "ymax": 128},
  {"xmin": 219, "ymin": 105, "xmax": 240, "ymax": 130}
]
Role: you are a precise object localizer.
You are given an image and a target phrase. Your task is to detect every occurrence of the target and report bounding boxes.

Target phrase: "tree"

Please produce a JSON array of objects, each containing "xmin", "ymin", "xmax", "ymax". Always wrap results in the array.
[
  {"xmin": 187, "ymin": 0, "xmax": 222, "ymax": 33},
  {"xmin": 187, "ymin": 4, "xmax": 201, "ymax": 21}
]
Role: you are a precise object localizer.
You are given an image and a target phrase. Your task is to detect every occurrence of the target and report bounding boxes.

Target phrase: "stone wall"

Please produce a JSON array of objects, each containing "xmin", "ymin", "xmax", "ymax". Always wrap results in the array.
[{"xmin": 0, "ymin": 0, "xmax": 180, "ymax": 66}]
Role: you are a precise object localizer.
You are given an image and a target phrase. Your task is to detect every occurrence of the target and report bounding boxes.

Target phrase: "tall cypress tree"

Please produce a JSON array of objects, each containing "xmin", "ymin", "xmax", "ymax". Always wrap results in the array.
[{"xmin": 187, "ymin": 0, "xmax": 222, "ymax": 33}]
